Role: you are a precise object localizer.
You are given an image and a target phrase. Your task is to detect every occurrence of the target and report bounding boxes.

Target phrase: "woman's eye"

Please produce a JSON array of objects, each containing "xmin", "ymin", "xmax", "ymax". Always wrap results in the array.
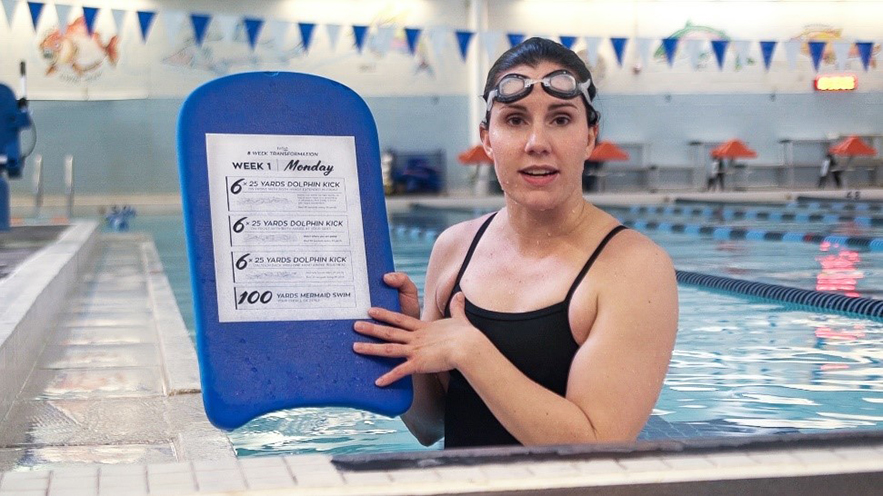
[
  {"xmin": 506, "ymin": 115, "xmax": 525, "ymax": 126},
  {"xmin": 552, "ymin": 115, "xmax": 572, "ymax": 125}
]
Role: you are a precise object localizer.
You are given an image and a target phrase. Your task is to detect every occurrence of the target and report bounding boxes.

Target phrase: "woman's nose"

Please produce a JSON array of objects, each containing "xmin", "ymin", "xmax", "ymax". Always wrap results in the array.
[{"xmin": 524, "ymin": 122, "xmax": 551, "ymax": 154}]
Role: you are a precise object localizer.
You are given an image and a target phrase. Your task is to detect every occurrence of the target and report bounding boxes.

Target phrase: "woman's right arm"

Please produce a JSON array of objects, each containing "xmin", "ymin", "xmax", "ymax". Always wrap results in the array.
[{"xmin": 399, "ymin": 225, "xmax": 465, "ymax": 446}]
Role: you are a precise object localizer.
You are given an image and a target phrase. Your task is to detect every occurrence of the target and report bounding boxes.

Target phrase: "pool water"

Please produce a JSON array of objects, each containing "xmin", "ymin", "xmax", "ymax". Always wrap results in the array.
[{"xmin": 127, "ymin": 204, "xmax": 883, "ymax": 456}]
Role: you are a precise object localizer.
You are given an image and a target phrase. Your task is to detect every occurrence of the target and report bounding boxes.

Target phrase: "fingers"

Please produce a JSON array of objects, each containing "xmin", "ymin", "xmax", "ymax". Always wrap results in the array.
[
  {"xmin": 375, "ymin": 362, "xmax": 415, "ymax": 387},
  {"xmin": 449, "ymin": 291, "xmax": 467, "ymax": 320},
  {"xmin": 353, "ymin": 320, "xmax": 411, "ymax": 343},
  {"xmin": 367, "ymin": 306, "xmax": 423, "ymax": 330},
  {"xmin": 352, "ymin": 341, "xmax": 409, "ymax": 358},
  {"xmin": 384, "ymin": 272, "xmax": 418, "ymax": 295}
]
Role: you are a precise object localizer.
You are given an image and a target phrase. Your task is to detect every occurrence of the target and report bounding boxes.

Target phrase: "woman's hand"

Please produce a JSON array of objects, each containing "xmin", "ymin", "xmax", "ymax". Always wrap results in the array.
[
  {"xmin": 383, "ymin": 272, "xmax": 421, "ymax": 319},
  {"xmin": 353, "ymin": 292, "xmax": 482, "ymax": 387}
]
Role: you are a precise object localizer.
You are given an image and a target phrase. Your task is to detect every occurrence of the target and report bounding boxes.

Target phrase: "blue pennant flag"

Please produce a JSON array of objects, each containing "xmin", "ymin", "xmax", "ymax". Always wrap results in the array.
[
  {"xmin": 507, "ymin": 32, "xmax": 524, "ymax": 48},
  {"xmin": 559, "ymin": 35, "xmax": 577, "ymax": 50},
  {"xmin": 298, "ymin": 22, "xmax": 315, "ymax": 52},
  {"xmin": 82, "ymin": 6, "xmax": 99, "ymax": 35},
  {"xmin": 27, "ymin": 2, "xmax": 43, "ymax": 31},
  {"xmin": 455, "ymin": 30, "xmax": 474, "ymax": 61},
  {"xmin": 136, "ymin": 11, "xmax": 156, "ymax": 42},
  {"xmin": 807, "ymin": 40, "xmax": 826, "ymax": 72},
  {"xmin": 352, "ymin": 24, "xmax": 368, "ymax": 53},
  {"xmin": 759, "ymin": 40, "xmax": 777, "ymax": 71},
  {"xmin": 610, "ymin": 37, "xmax": 628, "ymax": 67},
  {"xmin": 404, "ymin": 27, "xmax": 422, "ymax": 55},
  {"xmin": 190, "ymin": 13, "xmax": 210, "ymax": 47},
  {"xmin": 711, "ymin": 39, "xmax": 729, "ymax": 70},
  {"xmin": 855, "ymin": 41, "xmax": 873, "ymax": 71},
  {"xmin": 661, "ymin": 37, "xmax": 678, "ymax": 67},
  {"xmin": 244, "ymin": 18, "xmax": 264, "ymax": 50}
]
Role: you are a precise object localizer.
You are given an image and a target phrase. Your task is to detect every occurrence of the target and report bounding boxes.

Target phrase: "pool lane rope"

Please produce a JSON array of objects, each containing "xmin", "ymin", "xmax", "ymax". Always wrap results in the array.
[
  {"xmin": 610, "ymin": 204, "xmax": 882, "ymax": 227},
  {"xmin": 673, "ymin": 197, "xmax": 883, "ymax": 213},
  {"xmin": 677, "ymin": 270, "xmax": 883, "ymax": 322},
  {"xmin": 618, "ymin": 218, "xmax": 883, "ymax": 251}
]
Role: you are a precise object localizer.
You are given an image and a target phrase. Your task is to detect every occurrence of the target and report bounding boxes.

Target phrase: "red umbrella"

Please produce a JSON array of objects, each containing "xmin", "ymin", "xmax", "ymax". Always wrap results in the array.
[
  {"xmin": 588, "ymin": 141, "xmax": 630, "ymax": 161},
  {"xmin": 711, "ymin": 139, "xmax": 757, "ymax": 159},
  {"xmin": 458, "ymin": 144, "xmax": 491, "ymax": 164},
  {"xmin": 829, "ymin": 136, "xmax": 877, "ymax": 156}
]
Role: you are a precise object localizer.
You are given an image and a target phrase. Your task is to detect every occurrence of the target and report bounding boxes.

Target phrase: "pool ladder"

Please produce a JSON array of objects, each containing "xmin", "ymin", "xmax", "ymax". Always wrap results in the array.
[{"xmin": 29, "ymin": 153, "xmax": 74, "ymax": 220}]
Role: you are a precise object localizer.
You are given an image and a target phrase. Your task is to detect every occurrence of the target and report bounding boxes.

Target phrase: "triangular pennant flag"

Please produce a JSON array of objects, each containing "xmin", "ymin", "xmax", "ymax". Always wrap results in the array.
[
  {"xmin": 352, "ymin": 24, "xmax": 368, "ymax": 53},
  {"xmin": 455, "ymin": 30, "xmax": 474, "ymax": 61},
  {"xmin": 82, "ymin": 5, "xmax": 98, "ymax": 35},
  {"xmin": 325, "ymin": 23, "xmax": 341, "ymax": 51},
  {"xmin": 427, "ymin": 26, "xmax": 448, "ymax": 62},
  {"xmin": 711, "ymin": 39, "xmax": 729, "ymax": 70},
  {"xmin": 609, "ymin": 37, "xmax": 627, "ymax": 67},
  {"xmin": 269, "ymin": 20, "xmax": 289, "ymax": 52},
  {"xmin": 298, "ymin": 22, "xmax": 315, "ymax": 52},
  {"xmin": 582, "ymin": 36, "xmax": 601, "ymax": 66},
  {"xmin": 759, "ymin": 40, "xmax": 777, "ymax": 70},
  {"xmin": 190, "ymin": 13, "xmax": 211, "ymax": 47},
  {"xmin": 27, "ymin": 1, "xmax": 44, "ymax": 31},
  {"xmin": 136, "ymin": 11, "xmax": 155, "ymax": 42},
  {"xmin": 162, "ymin": 10, "xmax": 185, "ymax": 45},
  {"xmin": 831, "ymin": 41, "xmax": 851, "ymax": 70},
  {"xmin": 482, "ymin": 30, "xmax": 502, "ymax": 61},
  {"xmin": 373, "ymin": 25, "xmax": 395, "ymax": 56},
  {"xmin": 507, "ymin": 32, "xmax": 524, "ymax": 48},
  {"xmin": 55, "ymin": 3, "xmax": 72, "ymax": 34},
  {"xmin": 404, "ymin": 27, "xmax": 421, "ymax": 55},
  {"xmin": 731, "ymin": 39, "xmax": 750, "ymax": 68},
  {"xmin": 685, "ymin": 38, "xmax": 704, "ymax": 69},
  {"xmin": 559, "ymin": 35, "xmax": 577, "ymax": 50},
  {"xmin": 662, "ymin": 37, "xmax": 679, "ymax": 67},
  {"xmin": 2, "ymin": 0, "xmax": 16, "ymax": 28},
  {"xmin": 243, "ymin": 18, "xmax": 263, "ymax": 50},
  {"xmin": 635, "ymin": 37, "xmax": 653, "ymax": 67},
  {"xmin": 855, "ymin": 41, "xmax": 873, "ymax": 71},
  {"xmin": 214, "ymin": 15, "xmax": 238, "ymax": 42},
  {"xmin": 807, "ymin": 40, "xmax": 826, "ymax": 72},
  {"xmin": 111, "ymin": 8, "xmax": 126, "ymax": 36}
]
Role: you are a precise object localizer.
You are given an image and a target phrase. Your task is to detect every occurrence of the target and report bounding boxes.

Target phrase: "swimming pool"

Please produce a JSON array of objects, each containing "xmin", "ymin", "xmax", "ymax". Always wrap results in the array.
[{"xmin": 131, "ymin": 200, "xmax": 883, "ymax": 456}]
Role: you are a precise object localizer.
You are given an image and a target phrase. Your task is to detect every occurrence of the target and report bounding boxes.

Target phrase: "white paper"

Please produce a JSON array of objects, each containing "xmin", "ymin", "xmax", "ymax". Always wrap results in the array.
[{"xmin": 205, "ymin": 133, "xmax": 370, "ymax": 323}]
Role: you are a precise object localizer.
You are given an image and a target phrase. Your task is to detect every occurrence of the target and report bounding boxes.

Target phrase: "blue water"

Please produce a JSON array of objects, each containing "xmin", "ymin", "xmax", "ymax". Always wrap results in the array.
[{"xmin": 129, "ymin": 204, "xmax": 883, "ymax": 455}]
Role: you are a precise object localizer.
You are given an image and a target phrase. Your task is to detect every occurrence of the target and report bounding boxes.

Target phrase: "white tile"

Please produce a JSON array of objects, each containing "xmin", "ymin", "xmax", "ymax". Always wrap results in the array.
[
  {"xmin": 745, "ymin": 450, "xmax": 802, "ymax": 466},
  {"xmin": 99, "ymin": 475, "xmax": 145, "ymax": 489},
  {"xmin": 238, "ymin": 456, "xmax": 286, "ymax": 470},
  {"xmin": 49, "ymin": 488, "xmax": 95, "ymax": 496},
  {"xmin": 49, "ymin": 477, "xmax": 96, "ymax": 490},
  {"xmin": 194, "ymin": 470, "xmax": 245, "ymax": 492},
  {"xmin": 241, "ymin": 466, "xmax": 291, "ymax": 481},
  {"xmin": 100, "ymin": 485, "xmax": 147, "ymax": 496},
  {"xmin": 291, "ymin": 471, "xmax": 345, "ymax": 487},
  {"xmin": 0, "ymin": 477, "xmax": 49, "ymax": 491},
  {"xmin": 52, "ymin": 466, "xmax": 98, "ymax": 479},
  {"xmin": 0, "ymin": 490, "xmax": 45, "ymax": 496},
  {"xmin": 388, "ymin": 468, "xmax": 440, "ymax": 483},
  {"xmin": 616, "ymin": 456, "xmax": 670, "ymax": 472},
  {"xmin": 192, "ymin": 459, "xmax": 239, "ymax": 472},
  {"xmin": 791, "ymin": 448, "xmax": 846, "ymax": 465},
  {"xmin": 831, "ymin": 446, "xmax": 883, "ymax": 461},
  {"xmin": 146, "ymin": 462, "xmax": 192, "ymax": 475},
  {"xmin": 573, "ymin": 459, "xmax": 626, "ymax": 475},
  {"xmin": 661, "ymin": 455, "xmax": 716, "ymax": 470},
  {"xmin": 341, "ymin": 471, "xmax": 391, "ymax": 485},
  {"xmin": 148, "ymin": 472, "xmax": 194, "ymax": 488},
  {"xmin": 99, "ymin": 464, "xmax": 145, "ymax": 477},
  {"xmin": 247, "ymin": 476, "xmax": 296, "ymax": 490},
  {"xmin": 528, "ymin": 461, "xmax": 580, "ymax": 476},
  {"xmin": 707, "ymin": 452, "xmax": 757, "ymax": 468},
  {"xmin": 438, "ymin": 466, "xmax": 491, "ymax": 482},
  {"xmin": 2, "ymin": 471, "xmax": 49, "ymax": 482},
  {"xmin": 148, "ymin": 486, "xmax": 196, "ymax": 496}
]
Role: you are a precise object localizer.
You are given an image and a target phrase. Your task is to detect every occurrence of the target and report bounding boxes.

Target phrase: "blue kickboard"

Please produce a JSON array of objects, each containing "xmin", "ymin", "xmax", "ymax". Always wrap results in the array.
[{"xmin": 176, "ymin": 72, "xmax": 411, "ymax": 430}]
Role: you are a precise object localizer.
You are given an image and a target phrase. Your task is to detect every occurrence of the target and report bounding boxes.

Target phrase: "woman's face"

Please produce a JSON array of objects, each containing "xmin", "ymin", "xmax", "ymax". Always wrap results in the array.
[{"xmin": 480, "ymin": 61, "xmax": 597, "ymax": 211}]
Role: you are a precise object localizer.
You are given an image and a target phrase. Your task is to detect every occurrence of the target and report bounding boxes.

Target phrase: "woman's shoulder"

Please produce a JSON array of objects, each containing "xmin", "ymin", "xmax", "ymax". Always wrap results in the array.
[
  {"xmin": 431, "ymin": 212, "xmax": 496, "ymax": 260},
  {"xmin": 599, "ymin": 226, "xmax": 675, "ymax": 283}
]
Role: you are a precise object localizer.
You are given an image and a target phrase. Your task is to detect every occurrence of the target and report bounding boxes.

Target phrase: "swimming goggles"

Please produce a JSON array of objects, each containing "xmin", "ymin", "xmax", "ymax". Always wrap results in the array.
[{"xmin": 483, "ymin": 69, "xmax": 594, "ymax": 115}]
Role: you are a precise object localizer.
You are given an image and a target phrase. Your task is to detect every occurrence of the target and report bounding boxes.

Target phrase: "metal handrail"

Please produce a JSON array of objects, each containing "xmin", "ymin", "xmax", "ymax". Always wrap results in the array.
[{"xmin": 31, "ymin": 154, "xmax": 42, "ymax": 217}]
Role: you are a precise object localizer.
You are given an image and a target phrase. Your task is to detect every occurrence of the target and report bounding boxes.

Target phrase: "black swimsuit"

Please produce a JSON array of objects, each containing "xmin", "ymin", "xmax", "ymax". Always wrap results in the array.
[{"xmin": 443, "ymin": 212, "xmax": 626, "ymax": 448}]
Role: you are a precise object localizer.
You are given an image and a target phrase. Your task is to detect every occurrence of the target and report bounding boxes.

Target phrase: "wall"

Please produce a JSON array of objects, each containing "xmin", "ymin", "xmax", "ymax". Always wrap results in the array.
[{"xmin": 2, "ymin": 0, "xmax": 882, "ymax": 197}]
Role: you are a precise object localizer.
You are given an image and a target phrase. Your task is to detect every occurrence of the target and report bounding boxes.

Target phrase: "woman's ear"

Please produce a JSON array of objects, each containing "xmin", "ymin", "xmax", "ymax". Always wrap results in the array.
[
  {"xmin": 584, "ymin": 124, "xmax": 599, "ymax": 160},
  {"xmin": 480, "ymin": 124, "xmax": 493, "ymax": 160}
]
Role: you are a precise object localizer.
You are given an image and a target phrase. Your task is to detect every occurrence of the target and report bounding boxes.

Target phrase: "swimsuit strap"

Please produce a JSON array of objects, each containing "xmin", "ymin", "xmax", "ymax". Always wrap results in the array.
[
  {"xmin": 564, "ymin": 225, "xmax": 628, "ymax": 305},
  {"xmin": 446, "ymin": 212, "xmax": 498, "ymax": 311}
]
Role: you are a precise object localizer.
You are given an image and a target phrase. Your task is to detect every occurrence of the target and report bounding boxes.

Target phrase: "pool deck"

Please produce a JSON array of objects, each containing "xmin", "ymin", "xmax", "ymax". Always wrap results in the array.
[{"xmin": 2, "ymin": 191, "xmax": 883, "ymax": 494}]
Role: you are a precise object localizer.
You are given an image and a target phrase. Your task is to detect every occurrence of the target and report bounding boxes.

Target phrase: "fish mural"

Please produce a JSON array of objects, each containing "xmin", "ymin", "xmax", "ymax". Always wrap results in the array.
[
  {"xmin": 38, "ymin": 16, "xmax": 118, "ymax": 77},
  {"xmin": 791, "ymin": 25, "xmax": 880, "ymax": 68}
]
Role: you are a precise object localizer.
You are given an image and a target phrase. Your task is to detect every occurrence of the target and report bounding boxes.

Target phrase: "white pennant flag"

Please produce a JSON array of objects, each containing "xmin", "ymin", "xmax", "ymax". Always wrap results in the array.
[
  {"xmin": 325, "ymin": 23, "xmax": 341, "ymax": 52},
  {"xmin": 214, "ymin": 14, "xmax": 238, "ymax": 42},
  {"xmin": 427, "ymin": 26, "xmax": 449, "ymax": 63},
  {"xmin": 831, "ymin": 41, "xmax": 851, "ymax": 70},
  {"xmin": 783, "ymin": 39, "xmax": 800, "ymax": 70},
  {"xmin": 111, "ymin": 8, "xmax": 127, "ymax": 36},
  {"xmin": 482, "ymin": 31, "xmax": 502, "ymax": 62},
  {"xmin": 269, "ymin": 20, "xmax": 289, "ymax": 52},
  {"xmin": 582, "ymin": 36, "xmax": 602, "ymax": 67},
  {"xmin": 635, "ymin": 37, "xmax": 653, "ymax": 67},
  {"xmin": 372, "ymin": 24, "xmax": 395, "ymax": 56},
  {"xmin": 731, "ymin": 39, "xmax": 751, "ymax": 67},
  {"xmin": 55, "ymin": 3, "xmax": 73, "ymax": 34},
  {"xmin": 162, "ymin": 10, "xmax": 186, "ymax": 45},
  {"xmin": 685, "ymin": 38, "xmax": 705, "ymax": 69},
  {"xmin": 2, "ymin": 0, "xmax": 16, "ymax": 28}
]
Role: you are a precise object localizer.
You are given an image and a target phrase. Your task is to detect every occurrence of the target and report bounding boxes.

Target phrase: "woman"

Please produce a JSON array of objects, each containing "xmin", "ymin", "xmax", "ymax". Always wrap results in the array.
[{"xmin": 354, "ymin": 38, "xmax": 678, "ymax": 448}]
